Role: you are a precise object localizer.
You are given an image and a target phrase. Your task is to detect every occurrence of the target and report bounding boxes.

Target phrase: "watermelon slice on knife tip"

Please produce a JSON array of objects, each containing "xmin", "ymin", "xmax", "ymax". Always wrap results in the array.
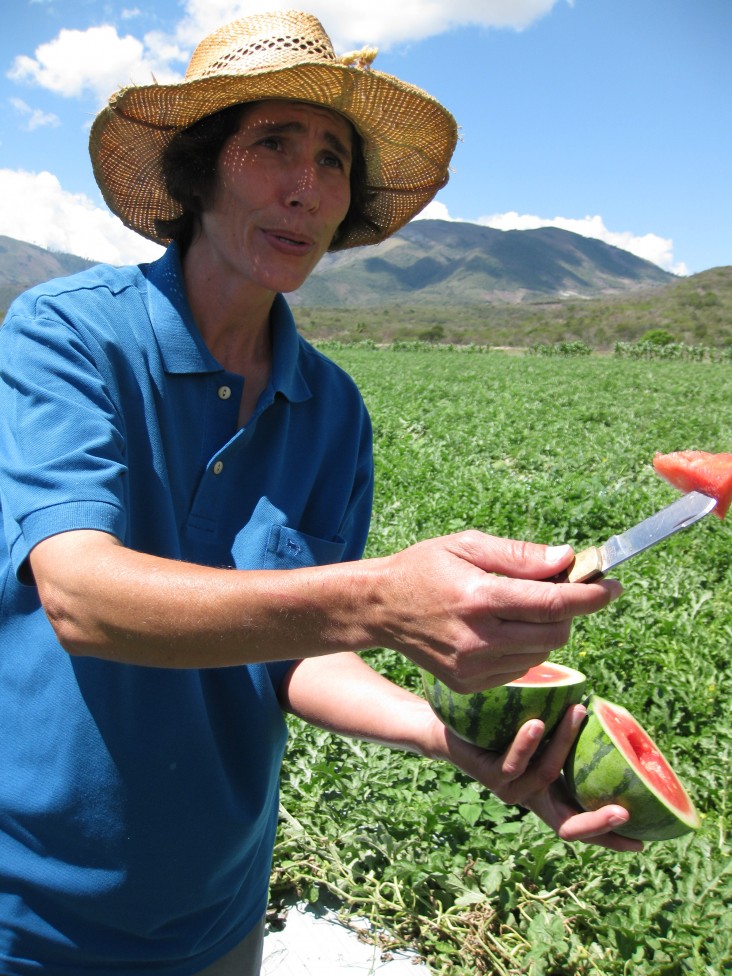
[{"xmin": 653, "ymin": 450, "xmax": 732, "ymax": 519}]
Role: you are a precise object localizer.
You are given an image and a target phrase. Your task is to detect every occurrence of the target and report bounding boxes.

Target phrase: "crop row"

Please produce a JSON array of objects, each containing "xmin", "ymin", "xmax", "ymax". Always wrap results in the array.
[{"xmin": 272, "ymin": 349, "xmax": 732, "ymax": 975}]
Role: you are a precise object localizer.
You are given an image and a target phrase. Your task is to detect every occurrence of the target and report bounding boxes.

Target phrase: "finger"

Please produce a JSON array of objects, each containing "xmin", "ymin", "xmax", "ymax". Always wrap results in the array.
[
  {"xmin": 446, "ymin": 652, "xmax": 564, "ymax": 693},
  {"xmin": 494, "ymin": 707, "xmax": 588, "ymax": 802},
  {"xmin": 484, "ymin": 620, "xmax": 573, "ymax": 655},
  {"xmin": 439, "ymin": 626, "xmax": 573, "ymax": 695},
  {"xmin": 481, "ymin": 575, "xmax": 622, "ymax": 625},
  {"xmin": 557, "ymin": 806, "xmax": 645, "ymax": 853},
  {"xmin": 420, "ymin": 653, "xmax": 551, "ymax": 694},
  {"xmin": 499, "ymin": 719, "xmax": 546, "ymax": 780},
  {"xmin": 529, "ymin": 704, "xmax": 587, "ymax": 776},
  {"xmin": 528, "ymin": 785, "xmax": 646, "ymax": 853},
  {"xmin": 451, "ymin": 534, "xmax": 576, "ymax": 580},
  {"xmin": 440, "ymin": 723, "xmax": 545, "ymax": 795},
  {"xmin": 496, "ymin": 708, "xmax": 589, "ymax": 803}
]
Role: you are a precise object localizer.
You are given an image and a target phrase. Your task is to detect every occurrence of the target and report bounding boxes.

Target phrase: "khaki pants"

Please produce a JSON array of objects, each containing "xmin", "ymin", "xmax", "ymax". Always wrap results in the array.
[{"xmin": 196, "ymin": 917, "xmax": 265, "ymax": 976}]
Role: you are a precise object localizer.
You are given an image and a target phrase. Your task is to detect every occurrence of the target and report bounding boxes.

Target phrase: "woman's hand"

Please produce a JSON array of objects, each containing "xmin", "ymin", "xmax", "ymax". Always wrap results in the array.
[
  {"xmin": 30, "ymin": 528, "xmax": 620, "ymax": 677},
  {"xmin": 425, "ymin": 703, "xmax": 644, "ymax": 853},
  {"xmin": 371, "ymin": 531, "xmax": 622, "ymax": 692},
  {"xmin": 283, "ymin": 654, "xmax": 642, "ymax": 853}
]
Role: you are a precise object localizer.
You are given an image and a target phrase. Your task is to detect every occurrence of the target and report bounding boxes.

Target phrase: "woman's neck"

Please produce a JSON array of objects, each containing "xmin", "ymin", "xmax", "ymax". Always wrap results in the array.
[{"xmin": 182, "ymin": 237, "xmax": 275, "ymax": 424}]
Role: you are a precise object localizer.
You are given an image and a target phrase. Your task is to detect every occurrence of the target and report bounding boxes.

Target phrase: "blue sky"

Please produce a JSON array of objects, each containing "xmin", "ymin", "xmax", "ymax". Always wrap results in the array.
[{"xmin": 1, "ymin": 0, "xmax": 729, "ymax": 275}]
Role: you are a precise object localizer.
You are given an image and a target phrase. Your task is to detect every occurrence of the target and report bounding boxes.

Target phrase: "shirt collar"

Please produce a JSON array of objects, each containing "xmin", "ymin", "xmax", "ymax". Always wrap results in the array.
[
  {"xmin": 144, "ymin": 244, "xmax": 311, "ymax": 403},
  {"xmin": 268, "ymin": 293, "xmax": 311, "ymax": 404}
]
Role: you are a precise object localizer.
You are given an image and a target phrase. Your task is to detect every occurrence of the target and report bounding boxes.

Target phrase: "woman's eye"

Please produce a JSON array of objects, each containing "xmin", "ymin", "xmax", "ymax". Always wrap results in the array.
[{"xmin": 322, "ymin": 153, "xmax": 345, "ymax": 170}]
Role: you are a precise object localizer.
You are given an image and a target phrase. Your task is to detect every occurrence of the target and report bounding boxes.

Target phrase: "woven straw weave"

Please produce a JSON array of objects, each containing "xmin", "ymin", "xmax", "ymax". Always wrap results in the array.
[{"xmin": 89, "ymin": 10, "xmax": 458, "ymax": 250}]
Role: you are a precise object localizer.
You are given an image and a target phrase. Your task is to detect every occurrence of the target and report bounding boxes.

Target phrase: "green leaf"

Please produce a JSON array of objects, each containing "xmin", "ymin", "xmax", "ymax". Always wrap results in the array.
[
  {"xmin": 457, "ymin": 802, "xmax": 482, "ymax": 826},
  {"xmin": 272, "ymin": 348, "xmax": 732, "ymax": 976}
]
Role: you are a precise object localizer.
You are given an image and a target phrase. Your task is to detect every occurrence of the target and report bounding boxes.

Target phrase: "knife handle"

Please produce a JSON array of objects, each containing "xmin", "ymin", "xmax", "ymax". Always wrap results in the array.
[{"xmin": 550, "ymin": 547, "xmax": 605, "ymax": 584}]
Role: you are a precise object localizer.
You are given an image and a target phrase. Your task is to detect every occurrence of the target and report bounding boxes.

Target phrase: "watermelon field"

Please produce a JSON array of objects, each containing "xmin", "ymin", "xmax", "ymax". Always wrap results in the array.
[{"xmin": 271, "ymin": 346, "xmax": 732, "ymax": 975}]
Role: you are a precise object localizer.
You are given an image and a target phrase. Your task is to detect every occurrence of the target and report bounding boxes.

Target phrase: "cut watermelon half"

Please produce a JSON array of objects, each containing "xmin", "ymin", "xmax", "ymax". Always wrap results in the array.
[
  {"xmin": 565, "ymin": 696, "xmax": 700, "ymax": 841},
  {"xmin": 653, "ymin": 450, "xmax": 732, "ymax": 519},
  {"xmin": 422, "ymin": 661, "xmax": 587, "ymax": 754}
]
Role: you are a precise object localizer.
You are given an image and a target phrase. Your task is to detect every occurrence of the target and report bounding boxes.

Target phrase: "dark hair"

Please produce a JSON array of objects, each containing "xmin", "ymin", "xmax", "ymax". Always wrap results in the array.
[{"xmin": 155, "ymin": 101, "xmax": 379, "ymax": 253}]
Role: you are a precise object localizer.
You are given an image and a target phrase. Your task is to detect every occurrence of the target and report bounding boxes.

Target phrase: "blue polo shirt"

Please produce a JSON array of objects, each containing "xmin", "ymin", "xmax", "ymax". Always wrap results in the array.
[{"xmin": 0, "ymin": 245, "xmax": 373, "ymax": 974}]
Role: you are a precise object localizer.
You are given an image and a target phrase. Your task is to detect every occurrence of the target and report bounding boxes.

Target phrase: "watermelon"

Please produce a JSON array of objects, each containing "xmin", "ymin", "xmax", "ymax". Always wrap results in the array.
[
  {"xmin": 653, "ymin": 450, "xmax": 732, "ymax": 519},
  {"xmin": 421, "ymin": 661, "xmax": 587, "ymax": 754},
  {"xmin": 565, "ymin": 696, "xmax": 701, "ymax": 841}
]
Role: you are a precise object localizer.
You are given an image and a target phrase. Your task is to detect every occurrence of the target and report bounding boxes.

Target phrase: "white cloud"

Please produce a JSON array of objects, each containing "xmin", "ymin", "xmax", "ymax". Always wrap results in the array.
[
  {"xmin": 7, "ymin": 25, "xmax": 185, "ymax": 105},
  {"xmin": 165, "ymin": 0, "xmax": 565, "ymax": 55},
  {"xmin": 0, "ymin": 169, "xmax": 163, "ymax": 266},
  {"xmin": 418, "ymin": 201, "xmax": 453, "ymax": 223},
  {"xmin": 7, "ymin": 1, "xmax": 565, "ymax": 109},
  {"xmin": 15, "ymin": 0, "xmax": 670, "ymax": 278},
  {"xmin": 9, "ymin": 97, "xmax": 60, "ymax": 131},
  {"xmin": 0, "ymin": 167, "xmax": 683, "ymax": 276},
  {"xmin": 416, "ymin": 201, "xmax": 687, "ymax": 275}
]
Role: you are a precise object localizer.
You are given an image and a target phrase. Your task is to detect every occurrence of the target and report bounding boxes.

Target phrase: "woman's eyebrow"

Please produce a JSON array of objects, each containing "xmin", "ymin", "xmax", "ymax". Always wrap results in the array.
[{"xmin": 249, "ymin": 120, "xmax": 352, "ymax": 160}]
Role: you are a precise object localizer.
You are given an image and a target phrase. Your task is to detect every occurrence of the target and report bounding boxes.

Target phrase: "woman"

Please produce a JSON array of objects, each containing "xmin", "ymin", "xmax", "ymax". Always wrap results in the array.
[{"xmin": 0, "ymin": 11, "xmax": 636, "ymax": 975}]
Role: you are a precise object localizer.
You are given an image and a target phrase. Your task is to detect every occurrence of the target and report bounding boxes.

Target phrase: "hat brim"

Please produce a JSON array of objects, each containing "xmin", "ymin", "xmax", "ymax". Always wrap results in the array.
[{"xmin": 89, "ymin": 61, "xmax": 458, "ymax": 250}]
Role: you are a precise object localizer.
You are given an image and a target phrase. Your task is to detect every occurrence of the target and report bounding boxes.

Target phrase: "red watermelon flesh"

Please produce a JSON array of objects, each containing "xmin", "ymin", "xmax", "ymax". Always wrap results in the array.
[
  {"xmin": 565, "ymin": 696, "xmax": 700, "ymax": 840},
  {"xmin": 653, "ymin": 450, "xmax": 732, "ymax": 518},
  {"xmin": 511, "ymin": 663, "xmax": 572, "ymax": 685},
  {"xmin": 602, "ymin": 704, "xmax": 696, "ymax": 819}
]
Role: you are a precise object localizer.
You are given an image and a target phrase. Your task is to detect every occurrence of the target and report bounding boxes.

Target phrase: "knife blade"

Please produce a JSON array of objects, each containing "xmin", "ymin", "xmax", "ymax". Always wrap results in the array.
[{"xmin": 556, "ymin": 490, "xmax": 717, "ymax": 583}]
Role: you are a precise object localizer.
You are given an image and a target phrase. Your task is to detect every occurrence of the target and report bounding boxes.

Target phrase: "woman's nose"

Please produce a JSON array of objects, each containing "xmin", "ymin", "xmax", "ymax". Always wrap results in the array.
[{"xmin": 284, "ymin": 164, "xmax": 320, "ymax": 210}]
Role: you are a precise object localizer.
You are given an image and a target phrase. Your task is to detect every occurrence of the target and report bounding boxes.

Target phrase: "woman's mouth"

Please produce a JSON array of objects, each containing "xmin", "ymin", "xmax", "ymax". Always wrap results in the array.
[{"xmin": 266, "ymin": 229, "xmax": 313, "ymax": 252}]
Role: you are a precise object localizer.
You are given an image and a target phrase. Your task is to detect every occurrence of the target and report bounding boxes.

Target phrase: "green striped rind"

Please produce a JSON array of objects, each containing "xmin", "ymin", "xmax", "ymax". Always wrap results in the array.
[
  {"xmin": 421, "ymin": 665, "xmax": 586, "ymax": 754},
  {"xmin": 564, "ymin": 696, "xmax": 701, "ymax": 841}
]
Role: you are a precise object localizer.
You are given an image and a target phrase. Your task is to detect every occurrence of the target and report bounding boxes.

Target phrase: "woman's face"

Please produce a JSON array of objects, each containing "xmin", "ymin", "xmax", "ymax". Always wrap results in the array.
[{"xmin": 198, "ymin": 99, "xmax": 354, "ymax": 297}]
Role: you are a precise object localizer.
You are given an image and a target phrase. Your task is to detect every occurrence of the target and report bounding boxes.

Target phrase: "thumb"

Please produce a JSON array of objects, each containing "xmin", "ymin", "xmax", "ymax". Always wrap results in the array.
[
  {"xmin": 541, "ymin": 543, "xmax": 575, "ymax": 571},
  {"xmin": 452, "ymin": 533, "xmax": 575, "ymax": 580}
]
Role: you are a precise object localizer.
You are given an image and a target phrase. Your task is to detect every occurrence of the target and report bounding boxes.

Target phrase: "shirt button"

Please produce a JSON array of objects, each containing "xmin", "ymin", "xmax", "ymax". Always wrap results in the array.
[
  {"xmin": 213, "ymin": 460, "xmax": 224, "ymax": 475},
  {"xmin": 218, "ymin": 385, "xmax": 232, "ymax": 400}
]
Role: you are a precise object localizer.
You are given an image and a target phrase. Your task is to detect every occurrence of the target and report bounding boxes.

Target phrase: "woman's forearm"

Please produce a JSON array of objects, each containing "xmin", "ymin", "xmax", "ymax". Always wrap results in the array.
[
  {"xmin": 279, "ymin": 652, "xmax": 436, "ymax": 755},
  {"xmin": 30, "ymin": 530, "xmax": 383, "ymax": 668},
  {"xmin": 30, "ymin": 527, "xmax": 619, "ymax": 687}
]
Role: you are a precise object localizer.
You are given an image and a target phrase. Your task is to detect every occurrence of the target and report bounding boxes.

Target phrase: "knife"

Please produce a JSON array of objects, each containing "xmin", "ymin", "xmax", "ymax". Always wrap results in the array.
[{"xmin": 555, "ymin": 490, "xmax": 717, "ymax": 583}]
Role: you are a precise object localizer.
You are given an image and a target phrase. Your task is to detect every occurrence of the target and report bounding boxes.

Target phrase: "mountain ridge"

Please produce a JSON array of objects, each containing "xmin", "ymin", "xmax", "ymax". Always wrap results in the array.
[
  {"xmin": 0, "ymin": 221, "xmax": 674, "ymax": 319},
  {"xmin": 1, "ymin": 229, "xmax": 729, "ymax": 349},
  {"xmin": 289, "ymin": 220, "xmax": 674, "ymax": 306}
]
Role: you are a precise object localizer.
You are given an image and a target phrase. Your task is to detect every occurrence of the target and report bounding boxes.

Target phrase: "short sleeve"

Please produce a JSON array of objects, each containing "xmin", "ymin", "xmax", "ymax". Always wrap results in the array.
[{"xmin": 0, "ymin": 302, "xmax": 128, "ymax": 578}]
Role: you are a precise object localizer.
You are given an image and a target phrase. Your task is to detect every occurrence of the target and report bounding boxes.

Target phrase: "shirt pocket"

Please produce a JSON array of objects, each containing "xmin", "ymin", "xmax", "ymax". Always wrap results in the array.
[{"xmin": 263, "ymin": 524, "xmax": 347, "ymax": 570}]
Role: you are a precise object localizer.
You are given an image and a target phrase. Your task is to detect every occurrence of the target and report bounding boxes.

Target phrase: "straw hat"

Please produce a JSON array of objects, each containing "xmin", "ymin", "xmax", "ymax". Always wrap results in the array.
[{"xmin": 89, "ymin": 9, "xmax": 458, "ymax": 250}]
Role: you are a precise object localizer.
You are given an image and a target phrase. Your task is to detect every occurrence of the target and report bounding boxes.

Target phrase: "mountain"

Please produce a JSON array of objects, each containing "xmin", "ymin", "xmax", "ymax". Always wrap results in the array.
[
  {"xmin": 0, "ymin": 221, "xmax": 674, "ymax": 319},
  {"xmin": 0, "ymin": 236, "xmax": 97, "ymax": 318},
  {"xmin": 1, "ymin": 228, "xmax": 728, "ymax": 349},
  {"xmin": 289, "ymin": 220, "xmax": 675, "ymax": 306}
]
